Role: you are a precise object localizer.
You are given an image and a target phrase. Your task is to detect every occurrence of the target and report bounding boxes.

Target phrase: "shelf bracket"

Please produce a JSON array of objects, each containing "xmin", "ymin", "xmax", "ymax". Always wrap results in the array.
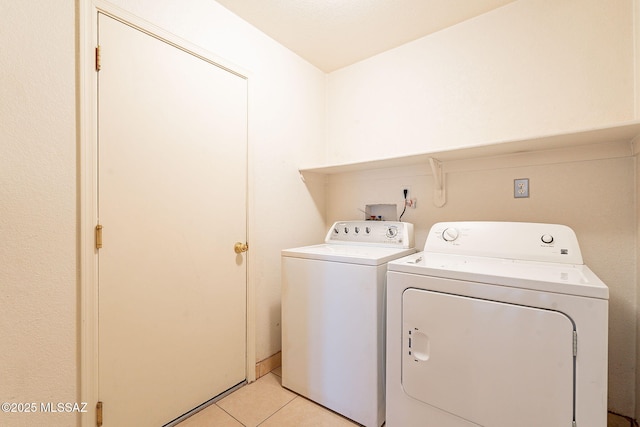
[{"xmin": 429, "ymin": 157, "xmax": 446, "ymax": 207}]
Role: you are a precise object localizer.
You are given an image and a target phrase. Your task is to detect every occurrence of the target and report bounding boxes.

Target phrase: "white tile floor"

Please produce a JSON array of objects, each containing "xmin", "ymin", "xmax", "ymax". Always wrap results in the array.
[
  {"xmin": 176, "ymin": 368, "xmax": 360, "ymax": 427},
  {"xmin": 176, "ymin": 367, "xmax": 636, "ymax": 427}
]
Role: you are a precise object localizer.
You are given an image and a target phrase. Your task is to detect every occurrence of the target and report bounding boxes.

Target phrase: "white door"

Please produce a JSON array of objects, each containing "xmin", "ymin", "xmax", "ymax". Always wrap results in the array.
[
  {"xmin": 402, "ymin": 288, "xmax": 575, "ymax": 426},
  {"xmin": 97, "ymin": 14, "xmax": 248, "ymax": 426}
]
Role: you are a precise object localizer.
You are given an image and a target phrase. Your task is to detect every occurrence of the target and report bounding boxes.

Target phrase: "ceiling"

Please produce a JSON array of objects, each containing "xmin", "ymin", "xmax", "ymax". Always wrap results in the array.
[{"xmin": 214, "ymin": 0, "xmax": 517, "ymax": 72}]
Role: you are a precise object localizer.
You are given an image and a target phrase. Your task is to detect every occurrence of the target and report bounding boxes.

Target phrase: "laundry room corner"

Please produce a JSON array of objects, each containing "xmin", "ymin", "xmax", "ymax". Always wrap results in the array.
[
  {"xmin": 6, "ymin": 0, "xmax": 640, "ymax": 425},
  {"xmin": 322, "ymin": 0, "xmax": 639, "ymax": 420},
  {"xmin": 325, "ymin": 149, "xmax": 637, "ymax": 418}
]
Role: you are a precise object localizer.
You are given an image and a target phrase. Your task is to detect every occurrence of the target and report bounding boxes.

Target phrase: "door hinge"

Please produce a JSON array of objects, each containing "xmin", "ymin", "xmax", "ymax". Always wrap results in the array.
[
  {"xmin": 96, "ymin": 401, "xmax": 103, "ymax": 427},
  {"xmin": 95, "ymin": 45, "xmax": 101, "ymax": 71},
  {"xmin": 95, "ymin": 224, "xmax": 103, "ymax": 249},
  {"xmin": 573, "ymin": 331, "xmax": 577, "ymax": 357}
]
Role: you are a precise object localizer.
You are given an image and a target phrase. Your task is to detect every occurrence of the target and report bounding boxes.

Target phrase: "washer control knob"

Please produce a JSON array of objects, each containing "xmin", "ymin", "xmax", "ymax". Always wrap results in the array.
[
  {"xmin": 333, "ymin": 227, "xmax": 339, "ymax": 234},
  {"xmin": 541, "ymin": 234, "xmax": 554, "ymax": 244},
  {"xmin": 354, "ymin": 226, "xmax": 360, "ymax": 234},
  {"xmin": 344, "ymin": 227, "xmax": 349, "ymax": 234},
  {"xmin": 365, "ymin": 226, "xmax": 371, "ymax": 234},
  {"xmin": 386, "ymin": 226, "xmax": 398, "ymax": 238},
  {"xmin": 442, "ymin": 228, "xmax": 459, "ymax": 242}
]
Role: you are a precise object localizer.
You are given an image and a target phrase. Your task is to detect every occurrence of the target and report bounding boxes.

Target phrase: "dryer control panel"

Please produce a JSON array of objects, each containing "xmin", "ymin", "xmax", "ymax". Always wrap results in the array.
[
  {"xmin": 425, "ymin": 221, "xmax": 583, "ymax": 264},
  {"xmin": 326, "ymin": 221, "xmax": 414, "ymax": 248}
]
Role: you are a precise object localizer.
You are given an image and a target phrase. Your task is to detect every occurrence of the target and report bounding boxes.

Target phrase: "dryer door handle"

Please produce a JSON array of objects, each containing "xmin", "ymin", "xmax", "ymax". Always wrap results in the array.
[{"xmin": 409, "ymin": 329, "xmax": 430, "ymax": 362}]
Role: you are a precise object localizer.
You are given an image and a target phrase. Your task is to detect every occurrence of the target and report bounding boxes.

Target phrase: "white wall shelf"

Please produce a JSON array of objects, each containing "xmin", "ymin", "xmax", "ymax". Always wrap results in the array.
[{"xmin": 299, "ymin": 121, "xmax": 640, "ymax": 176}]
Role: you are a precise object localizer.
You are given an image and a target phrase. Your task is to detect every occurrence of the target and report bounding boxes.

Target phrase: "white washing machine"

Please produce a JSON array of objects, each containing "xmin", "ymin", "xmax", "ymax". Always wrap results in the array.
[
  {"xmin": 386, "ymin": 221, "xmax": 608, "ymax": 427},
  {"xmin": 282, "ymin": 221, "xmax": 415, "ymax": 427}
]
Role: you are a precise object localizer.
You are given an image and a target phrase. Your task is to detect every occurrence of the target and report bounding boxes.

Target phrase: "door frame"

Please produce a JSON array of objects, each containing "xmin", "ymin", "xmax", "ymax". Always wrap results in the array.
[{"xmin": 78, "ymin": 2, "xmax": 256, "ymax": 425}]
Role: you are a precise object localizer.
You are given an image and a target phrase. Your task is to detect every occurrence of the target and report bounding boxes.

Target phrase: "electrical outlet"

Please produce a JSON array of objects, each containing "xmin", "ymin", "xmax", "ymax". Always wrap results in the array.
[
  {"xmin": 402, "ymin": 187, "xmax": 411, "ymax": 199},
  {"xmin": 400, "ymin": 187, "xmax": 417, "ymax": 208},
  {"xmin": 401, "ymin": 187, "xmax": 417, "ymax": 208},
  {"xmin": 514, "ymin": 178, "xmax": 529, "ymax": 198}
]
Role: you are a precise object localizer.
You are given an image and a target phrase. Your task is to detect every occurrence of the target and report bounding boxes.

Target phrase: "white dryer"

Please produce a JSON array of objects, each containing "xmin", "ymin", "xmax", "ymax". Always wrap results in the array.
[
  {"xmin": 386, "ymin": 221, "xmax": 608, "ymax": 427},
  {"xmin": 282, "ymin": 221, "xmax": 415, "ymax": 427}
]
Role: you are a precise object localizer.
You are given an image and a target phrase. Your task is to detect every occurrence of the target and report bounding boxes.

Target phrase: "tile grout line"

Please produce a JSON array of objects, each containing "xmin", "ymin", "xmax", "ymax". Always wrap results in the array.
[
  {"xmin": 255, "ymin": 395, "xmax": 299, "ymax": 426},
  {"xmin": 214, "ymin": 402, "xmax": 248, "ymax": 427}
]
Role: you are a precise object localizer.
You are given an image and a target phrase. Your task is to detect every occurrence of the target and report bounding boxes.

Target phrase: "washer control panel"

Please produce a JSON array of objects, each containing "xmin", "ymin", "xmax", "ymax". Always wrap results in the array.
[
  {"xmin": 425, "ymin": 221, "xmax": 583, "ymax": 264},
  {"xmin": 326, "ymin": 221, "xmax": 414, "ymax": 248}
]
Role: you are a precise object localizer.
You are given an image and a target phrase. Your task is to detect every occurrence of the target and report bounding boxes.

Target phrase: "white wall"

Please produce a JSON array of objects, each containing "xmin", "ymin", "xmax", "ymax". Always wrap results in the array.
[
  {"xmin": 327, "ymin": 0, "xmax": 634, "ymax": 164},
  {"xmin": 0, "ymin": 2, "xmax": 78, "ymax": 427},
  {"xmin": 636, "ymin": 151, "xmax": 640, "ymax": 424},
  {"xmin": 325, "ymin": 0, "xmax": 638, "ymax": 417},
  {"xmin": 634, "ymin": 0, "xmax": 640, "ymax": 422},
  {"xmin": 636, "ymin": 146, "xmax": 640, "ymax": 421},
  {"xmin": 1, "ymin": 1, "xmax": 326, "ymax": 426}
]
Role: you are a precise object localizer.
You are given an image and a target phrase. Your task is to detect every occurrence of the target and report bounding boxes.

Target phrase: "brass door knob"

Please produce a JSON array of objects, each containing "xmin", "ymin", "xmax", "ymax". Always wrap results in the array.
[{"xmin": 234, "ymin": 242, "xmax": 249, "ymax": 254}]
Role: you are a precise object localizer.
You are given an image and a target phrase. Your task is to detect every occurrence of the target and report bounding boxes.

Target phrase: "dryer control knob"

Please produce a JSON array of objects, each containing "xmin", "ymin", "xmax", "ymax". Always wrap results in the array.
[
  {"xmin": 442, "ymin": 228, "xmax": 459, "ymax": 242},
  {"xmin": 541, "ymin": 234, "xmax": 554, "ymax": 244}
]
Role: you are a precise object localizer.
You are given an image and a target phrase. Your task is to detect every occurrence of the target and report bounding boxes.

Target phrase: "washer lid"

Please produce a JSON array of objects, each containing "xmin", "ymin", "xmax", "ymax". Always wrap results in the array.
[
  {"xmin": 388, "ymin": 252, "xmax": 608, "ymax": 299},
  {"xmin": 282, "ymin": 244, "xmax": 415, "ymax": 265}
]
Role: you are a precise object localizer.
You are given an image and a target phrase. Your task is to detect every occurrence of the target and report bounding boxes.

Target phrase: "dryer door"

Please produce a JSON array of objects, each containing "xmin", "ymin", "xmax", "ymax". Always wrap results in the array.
[{"xmin": 402, "ymin": 288, "xmax": 574, "ymax": 427}]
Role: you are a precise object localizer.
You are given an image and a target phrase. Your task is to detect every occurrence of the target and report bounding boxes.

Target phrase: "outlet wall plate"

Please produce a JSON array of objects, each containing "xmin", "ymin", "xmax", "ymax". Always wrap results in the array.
[{"xmin": 514, "ymin": 178, "xmax": 529, "ymax": 198}]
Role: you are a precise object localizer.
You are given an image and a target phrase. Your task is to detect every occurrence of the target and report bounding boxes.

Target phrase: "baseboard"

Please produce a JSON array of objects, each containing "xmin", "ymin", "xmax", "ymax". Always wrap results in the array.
[{"xmin": 255, "ymin": 351, "xmax": 281, "ymax": 379}]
